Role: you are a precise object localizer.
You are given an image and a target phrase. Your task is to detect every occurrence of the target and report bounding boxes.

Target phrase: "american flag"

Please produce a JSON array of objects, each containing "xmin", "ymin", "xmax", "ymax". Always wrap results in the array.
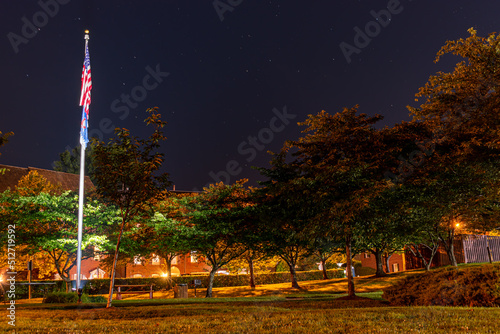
[{"xmin": 79, "ymin": 42, "xmax": 92, "ymax": 148}]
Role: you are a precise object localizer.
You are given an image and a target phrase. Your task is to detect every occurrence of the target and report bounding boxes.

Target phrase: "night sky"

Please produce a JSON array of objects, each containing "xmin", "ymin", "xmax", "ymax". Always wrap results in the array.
[{"xmin": 2, "ymin": 1, "xmax": 499, "ymax": 191}]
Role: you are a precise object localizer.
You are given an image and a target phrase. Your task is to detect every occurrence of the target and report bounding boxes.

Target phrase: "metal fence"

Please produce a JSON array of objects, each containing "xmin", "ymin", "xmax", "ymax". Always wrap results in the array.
[{"xmin": 463, "ymin": 235, "xmax": 500, "ymax": 263}]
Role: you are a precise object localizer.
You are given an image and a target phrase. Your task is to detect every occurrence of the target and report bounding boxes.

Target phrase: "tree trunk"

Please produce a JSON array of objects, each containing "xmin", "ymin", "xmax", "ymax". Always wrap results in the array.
[
  {"xmin": 163, "ymin": 258, "xmax": 173, "ymax": 289},
  {"xmin": 445, "ymin": 241, "xmax": 457, "ymax": 267},
  {"xmin": 425, "ymin": 254, "xmax": 434, "ymax": 270},
  {"xmin": 440, "ymin": 228, "xmax": 457, "ymax": 267},
  {"xmin": 106, "ymin": 218, "xmax": 127, "ymax": 308},
  {"xmin": 408, "ymin": 240, "xmax": 439, "ymax": 271},
  {"xmin": 248, "ymin": 257, "xmax": 256, "ymax": 289},
  {"xmin": 166, "ymin": 260, "xmax": 172, "ymax": 280},
  {"xmin": 288, "ymin": 263, "xmax": 301, "ymax": 289},
  {"xmin": 346, "ymin": 235, "xmax": 355, "ymax": 297},
  {"xmin": 373, "ymin": 248, "xmax": 387, "ymax": 277},
  {"xmin": 205, "ymin": 269, "xmax": 217, "ymax": 298},
  {"xmin": 385, "ymin": 253, "xmax": 393, "ymax": 273},
  {"xmin": 423, "ymin": 242, "xmax": 439, "ymax": 270},
  {"xmin": 321, "ymin": 258, "xmax": 328, "ymax": 280},
  {"xmin": 407, "ymin": 244, "xmax": 430, "ymax": 271}
]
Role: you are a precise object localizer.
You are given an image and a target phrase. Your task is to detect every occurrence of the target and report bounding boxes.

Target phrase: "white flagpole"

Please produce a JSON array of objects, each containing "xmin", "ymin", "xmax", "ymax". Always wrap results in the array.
[
  {"xmin": 76, "ymin": 30, "xmax": 90, "ymax": 299},
  {"xmin": 76, "ymin": 143, "xmax": 85, "ymax": 293}
]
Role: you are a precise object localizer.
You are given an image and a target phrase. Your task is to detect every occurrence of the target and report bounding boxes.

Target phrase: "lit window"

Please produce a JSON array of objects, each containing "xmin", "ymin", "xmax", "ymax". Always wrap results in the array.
[
  {"xmin": 171, "ymin": 255, "xmax": 178, "ymax": 265},
  {"xmin": 152, "ymin": 254, "xmax": 160, "ymax": 265},
  {"xmin": 392, "ymin": 263, "xmax": 399, "ymax": 272},
  {"xmin": 190, "ymin": 251, "xmax": 197, "ymax": 263},
  {"xmin": 133, "ymin": 274, "xmax": 142, "ymax": 278},
  {"xmin": 133, "ymin": 256, "xmax": 142, "ymax": 265}
]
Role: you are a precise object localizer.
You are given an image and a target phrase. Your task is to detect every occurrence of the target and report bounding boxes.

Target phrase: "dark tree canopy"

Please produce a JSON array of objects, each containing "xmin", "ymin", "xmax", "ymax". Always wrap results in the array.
[
  {"xmin": 53, "ymin": 144, "xmax": 97, "ymax": 184},
  {"xmin": 0, "ymin": 130, "xmax": 13, "ymax": 156}
]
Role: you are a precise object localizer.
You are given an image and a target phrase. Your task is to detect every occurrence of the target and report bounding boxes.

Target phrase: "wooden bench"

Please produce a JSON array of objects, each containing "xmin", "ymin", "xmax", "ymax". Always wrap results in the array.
[{"xmin": 114, "ymin": 285, "xmax": 153, "ymax": 300}]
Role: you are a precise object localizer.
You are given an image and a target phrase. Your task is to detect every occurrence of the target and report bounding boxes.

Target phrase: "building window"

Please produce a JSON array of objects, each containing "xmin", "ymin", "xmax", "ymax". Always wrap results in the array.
[
  {"xmin": 89, "ymin": 268, "xmax": 106, "ymax": 279},
  {"xmin": 392, "ymin": 263, "xmax": 399, "ymax": 272},
  {"xmin": 171, "ymin": 255, "xmax": 178, "ymax": 265},
  {"xmin": 133, "ymin": 274, "xmax": 143, "ymax": 278},
  {"xmin": 151, "ymin": 274, "xmax": 160, "ymax": 278},
  {"xmin": 364, "ymin": 253, "xmax": 371, "ymax": 258},
  {"xmin": 133, "ymin": 256, "xmax": 142, "ymax": 265},
  {"xmin": 152, "ymin": 254, "xmax": 160, "ymax": 265},
  {"xmin": 190, "ymin": 251, "xmax": 197, "ymax": 263}
]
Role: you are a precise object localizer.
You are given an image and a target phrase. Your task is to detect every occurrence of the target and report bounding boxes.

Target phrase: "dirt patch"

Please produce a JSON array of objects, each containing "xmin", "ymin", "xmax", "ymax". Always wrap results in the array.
[{"xmin": 336, "ymin": 295, "xmax": 377, "ymax": 301}]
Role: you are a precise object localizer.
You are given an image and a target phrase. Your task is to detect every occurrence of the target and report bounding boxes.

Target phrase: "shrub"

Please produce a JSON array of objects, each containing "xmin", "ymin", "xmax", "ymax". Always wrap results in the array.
[
  {"xmin": 355, "ymin": 266, "xmax": 377, "ymax": 277},
  {"xmin": 43, "ymin": 292, "xmax": 79, "ymax": 303},
  {"xmin": 86, "ymin": 295, "xmax": 107, "ymax": 303},
  {"xmin": 383, "ymin": 263, "xmax": 500, "ymax": 307}
]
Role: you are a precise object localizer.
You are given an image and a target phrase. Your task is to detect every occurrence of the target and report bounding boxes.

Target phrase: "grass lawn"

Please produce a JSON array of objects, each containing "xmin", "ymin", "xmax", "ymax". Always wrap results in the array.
[{"xmin": 2, "ymin": 268, "xmax": 499, "ymax": 333}]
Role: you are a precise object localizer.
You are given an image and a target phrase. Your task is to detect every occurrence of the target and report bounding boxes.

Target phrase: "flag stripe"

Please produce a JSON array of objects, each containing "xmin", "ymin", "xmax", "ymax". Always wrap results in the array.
[{"xmin": 79, "ymin": 42, "xmax": 92, "ymax": 149}]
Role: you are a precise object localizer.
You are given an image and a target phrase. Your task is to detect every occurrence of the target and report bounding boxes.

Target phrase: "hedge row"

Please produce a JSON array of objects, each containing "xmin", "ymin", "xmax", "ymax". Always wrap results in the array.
[
  {"xmin": 43, "ymin": 292, "xmax": 107, "ymax": 303},
  {"xmin": 81, "ymin": 269, "xmax": 344, "ymax": 294},
  {"xmin": 2, "ymin": 269, "xmax": 344, "ymax": 298},
  {"xmin": 383, "ymin": 263, "xmax": 500, "ymax": 307}
]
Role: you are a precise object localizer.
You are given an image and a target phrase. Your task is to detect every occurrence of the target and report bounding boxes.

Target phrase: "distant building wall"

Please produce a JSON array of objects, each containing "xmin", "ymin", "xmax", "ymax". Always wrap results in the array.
[
  {"xmin": 68, "ymin": 253, "xmax": 211, "ymax": 280},
  {"xmin": 358, "ymin": 252, "xmax": 406, "ymax": 273}
]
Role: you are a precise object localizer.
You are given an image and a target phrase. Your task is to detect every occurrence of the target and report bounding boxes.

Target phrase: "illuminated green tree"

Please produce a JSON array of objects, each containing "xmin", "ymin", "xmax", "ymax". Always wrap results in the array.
[
  {"xmin": 0, "ymin": 191, "xmax": 116, "ymax": 284},
  {"xmin": 180, "ymin": 181, "xmax": 250, "ymax": 298}
]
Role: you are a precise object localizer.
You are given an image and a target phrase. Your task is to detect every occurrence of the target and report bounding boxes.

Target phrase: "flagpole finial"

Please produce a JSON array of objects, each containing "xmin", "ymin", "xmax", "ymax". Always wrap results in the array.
[{"xmin": 84, "ymin": 30, "xmax": 89, "ymax": 40}]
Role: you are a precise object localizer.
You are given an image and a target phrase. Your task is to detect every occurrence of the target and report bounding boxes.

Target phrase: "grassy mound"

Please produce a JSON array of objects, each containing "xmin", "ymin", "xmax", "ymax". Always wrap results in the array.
[{"xmin": 383, "ymin": 263, "xmax": 500, "ymax": 307}]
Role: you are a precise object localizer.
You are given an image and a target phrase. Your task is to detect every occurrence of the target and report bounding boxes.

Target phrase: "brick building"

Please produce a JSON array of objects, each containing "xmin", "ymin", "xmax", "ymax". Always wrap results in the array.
[
  {"xmin": 0, "ymin": 164, "xmax": 94, "ymax": 193},
  {"xmin": 357, "ymin": 252, "xmax": 406, "ymax": 273},
  {"xmin": 68, "ymin": 252, "xmax": 211, "ymax": 280}
]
